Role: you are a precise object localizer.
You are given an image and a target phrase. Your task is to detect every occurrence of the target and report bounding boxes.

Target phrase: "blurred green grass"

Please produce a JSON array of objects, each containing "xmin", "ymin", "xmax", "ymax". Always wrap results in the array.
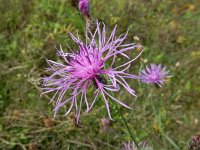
[{"xmin": 0, "ymin": 0, "xmax": 200, "ymax": 149}]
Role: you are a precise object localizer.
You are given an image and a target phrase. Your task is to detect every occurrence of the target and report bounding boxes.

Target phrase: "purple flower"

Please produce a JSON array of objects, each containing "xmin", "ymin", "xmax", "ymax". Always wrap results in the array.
[
  {"xmin": 122, "ymin": 141, "xmax": 153, "ymax": 150},
  {"xmin": 78, "ymin": 0, "xmax": 90, "ymax": 17},
  {"xmin": 140, "ymin": 64, "xmax": 171, "ymax": 87},
  {"xmin": 42, "ymin": 22, "xmax": 143, "ymax": 122}
]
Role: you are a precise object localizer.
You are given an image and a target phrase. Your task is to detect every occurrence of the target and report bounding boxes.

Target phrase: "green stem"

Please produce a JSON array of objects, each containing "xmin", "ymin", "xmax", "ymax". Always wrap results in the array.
[{"xmin": 116, "ymin": 106, "xmax": 140, "ymax": 150}]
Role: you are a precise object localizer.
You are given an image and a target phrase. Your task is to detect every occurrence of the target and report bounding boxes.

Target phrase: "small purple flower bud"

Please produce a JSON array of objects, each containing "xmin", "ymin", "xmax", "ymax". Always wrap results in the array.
[
  {"xmin": 78, "ymin": 0, "xmax": 90, "ymax": 17},
  {"xmin": 101, "ymin": 118, "xmax": 110, "ymax": 127},
  {"xmin": 101, "ymin": 118, "xmax": 110, "ymax": 133}
]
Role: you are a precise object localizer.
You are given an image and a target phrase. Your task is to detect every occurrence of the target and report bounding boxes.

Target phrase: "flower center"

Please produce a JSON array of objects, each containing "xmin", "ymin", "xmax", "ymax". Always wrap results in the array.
[
  {"xmin": 70, "ymin": 49, "xmax": 103, "ymax": 79},
  {"xmin": 150, "ymin": 72, "xmax": 159, "ymax": 81}
]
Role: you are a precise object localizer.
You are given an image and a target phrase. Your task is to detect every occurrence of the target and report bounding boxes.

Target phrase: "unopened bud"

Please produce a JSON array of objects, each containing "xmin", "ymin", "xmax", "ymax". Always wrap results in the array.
[{"xmin": 188, "ymin": 134, "xmax": 200, "ymax": 150}]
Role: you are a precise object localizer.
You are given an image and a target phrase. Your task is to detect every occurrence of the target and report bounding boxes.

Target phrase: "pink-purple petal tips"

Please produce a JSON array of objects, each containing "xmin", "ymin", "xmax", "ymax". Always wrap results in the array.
[
  {"xmin": 122, "ymin": 141, "xmax": 153, "ymax": 150},
  {"xmin": 139, "ymin": 64, "xmax": 171, "ymax": 87},
  {"xmin": 78, "ymin": 0, "xmax": 90, "ymax": 17}
]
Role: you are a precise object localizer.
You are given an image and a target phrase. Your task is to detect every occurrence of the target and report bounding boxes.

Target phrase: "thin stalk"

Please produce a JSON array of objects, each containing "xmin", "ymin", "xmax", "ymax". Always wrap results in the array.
[
  {"xmin": 116, "ymin": 106, "xmax": 140, "ymax": 150},
  {"xmin": 150, "ymin": 88, "xmax": 180, "ymax": 150}
]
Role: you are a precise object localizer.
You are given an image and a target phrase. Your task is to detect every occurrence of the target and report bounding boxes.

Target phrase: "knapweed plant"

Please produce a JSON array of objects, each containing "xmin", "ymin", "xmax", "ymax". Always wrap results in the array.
[
  {"xmin": 41, "ymin": 0, "xmax": 170, "ymax": 149},
  {"xmin": 42, "ymin": 22, "xmax": 144, "ymax": 122}
]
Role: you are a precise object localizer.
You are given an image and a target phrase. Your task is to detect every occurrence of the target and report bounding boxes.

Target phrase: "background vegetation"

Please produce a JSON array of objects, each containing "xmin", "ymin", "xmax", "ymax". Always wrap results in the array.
[{"xmin": 0, "ymin": 0, "xmax": 199, "ymax": 149}]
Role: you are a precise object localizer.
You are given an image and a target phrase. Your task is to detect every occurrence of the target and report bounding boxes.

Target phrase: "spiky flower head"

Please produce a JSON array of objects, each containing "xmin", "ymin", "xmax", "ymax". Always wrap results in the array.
[
  {"xmin": 139, "ymin": 64, "xmax": 171, "ymax": 87},
  {"xmin": 42, "ymin": 22, "xmax": 143, "ymax": 123},
  {"xmin": 122, "ymin": 141, "xmax": 153, "ymax": 150},
  {"xmin": 78, "ymin": 0, "xmax": 90, "ymax": 17}
]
